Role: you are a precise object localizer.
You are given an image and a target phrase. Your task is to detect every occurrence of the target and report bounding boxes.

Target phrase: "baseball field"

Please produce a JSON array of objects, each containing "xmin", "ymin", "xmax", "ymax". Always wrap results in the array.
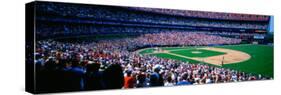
[{"xmin": 138, "ymin": 44, "xmax": 273, "ymax": 78}]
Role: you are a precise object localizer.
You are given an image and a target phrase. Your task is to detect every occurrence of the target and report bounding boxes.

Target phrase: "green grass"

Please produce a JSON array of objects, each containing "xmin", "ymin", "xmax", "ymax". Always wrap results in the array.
[
  {"xmin": 149, "ymin": 53, "xmax": 217, "ymax": 66},
  {"xmin": 221, "ymin": 45, "xmax": 274, "ymax": 78},
  {"xmin": 139, "ymin": 44, "xmax": 274, "ymax": 77},
  {"xmin": 170, "ymin": 49, "xmax": 226, "ymax": 58},
  {"xmin": 150, "ymin": 53, "xmax": 200, "ymax": 63},
  {"xmin": 139, "ymin": 48, "xmax": 156, "ymax": 54}
]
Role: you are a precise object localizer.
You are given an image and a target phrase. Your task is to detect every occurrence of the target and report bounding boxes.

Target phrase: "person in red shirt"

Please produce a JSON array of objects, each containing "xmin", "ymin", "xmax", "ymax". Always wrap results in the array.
[{"xmin": 124, "ymin": 71, "xmax": 135, "ymax": 89}]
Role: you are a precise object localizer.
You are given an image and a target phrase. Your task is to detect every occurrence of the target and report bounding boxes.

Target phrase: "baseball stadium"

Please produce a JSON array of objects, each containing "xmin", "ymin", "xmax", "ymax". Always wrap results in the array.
[{"xmin": 26, "ymin": 1, "xmax": 274, "ymax": 93}]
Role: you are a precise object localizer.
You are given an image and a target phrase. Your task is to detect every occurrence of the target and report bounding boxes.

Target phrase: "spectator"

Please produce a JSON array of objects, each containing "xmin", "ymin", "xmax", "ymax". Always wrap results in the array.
[
  {"xmin": 123, "ymin": 70, "xmax": 136, "ymax": 88},
  {"xmin": 103, "ymin": 64, "xmax": 124, "ymax": 89},
  {"xmin": 84, "ymin": 61, "xmax": 104, "ymax": 90},
  {"xmin": 176, "ymin": 73, "xmax": 192, "ymax": 85},
  {"xmin": 150, "ymin": 66, "xmax": 164, "ymax": 87}
]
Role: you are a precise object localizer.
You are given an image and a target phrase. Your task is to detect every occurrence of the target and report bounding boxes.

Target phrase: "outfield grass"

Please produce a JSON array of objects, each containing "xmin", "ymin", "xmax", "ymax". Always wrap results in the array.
[
  {"xmin": 170, "ymin": 49, "xmax": 226, "ymax": 58},
  {"xmin": 139, "ymin": 48, "xmax": 155, "ymax": 54},
  {"xmin": 150, "ymin": 53, "xmax": 201, "ymax": 63},
  {"xmin": 149, "ymin": 53, "xmax": 217, "ymax": 66},
  {"xmin": 139, "ymin": 44, "xmax": 274, "ymax": 77}
]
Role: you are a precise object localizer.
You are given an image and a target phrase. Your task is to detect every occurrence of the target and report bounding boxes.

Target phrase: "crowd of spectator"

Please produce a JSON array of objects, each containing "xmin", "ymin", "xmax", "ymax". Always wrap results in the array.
[
  {"xmin": 131, "ymin": 32, "xmax": 241, "ymax": 46},
  {"xmin": 34, "ymin": 32, "xmax": 269, "ymax": 92},
  {"xmin": 200, "ymin": 31, "xmax": 266, "ymax": 36},
  {"xmin": 36, "ymin": 21, "xmax": 266, "ymax": 40},
  {"xmin": 107, "ymin": 32, "xmax": 241, "ymax": 50},
  {"xmin": 36, "ymin": 2, "xmax": 269, "ymax": 30},
  {"xmin": 129, "ymin": 7, "xmax": 269, "ymax": 21}
]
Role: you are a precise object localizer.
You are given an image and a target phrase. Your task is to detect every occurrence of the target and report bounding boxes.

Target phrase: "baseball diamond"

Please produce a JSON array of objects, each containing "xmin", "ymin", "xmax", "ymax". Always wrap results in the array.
[{"xmin": 138, "ymin": 44, "xmax": 273, "ymax": 77}]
